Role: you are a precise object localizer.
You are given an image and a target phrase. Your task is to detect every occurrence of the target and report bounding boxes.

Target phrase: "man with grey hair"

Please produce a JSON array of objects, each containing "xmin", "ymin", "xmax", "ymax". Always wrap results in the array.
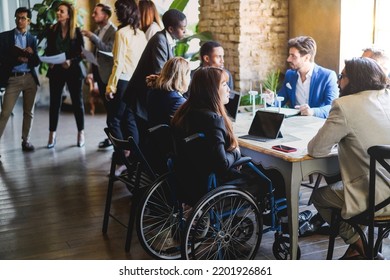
[{"xmin": 361, "ymin": 46, "xmax": 390, "ymax": 76}]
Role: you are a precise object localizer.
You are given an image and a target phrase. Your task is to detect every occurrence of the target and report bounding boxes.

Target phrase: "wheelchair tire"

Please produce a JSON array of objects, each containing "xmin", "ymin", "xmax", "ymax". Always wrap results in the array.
[
  {"xmin": 182, "ymin": 185, "xmax": 262, "ymax": 260},
  {"xmin": 272, "ymin": 235, "xmax": 301, "ymax": 260},
  {"xmin": 136, "ymin": 172, "xmax": 185, "ymax": 259}
]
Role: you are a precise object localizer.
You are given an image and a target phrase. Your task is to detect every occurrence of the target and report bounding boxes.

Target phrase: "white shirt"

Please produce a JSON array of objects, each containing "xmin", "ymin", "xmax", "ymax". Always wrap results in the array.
[
  {"xmin": 295, "ymin": 63, "xmax": 314, "ymax": 105},
  {"xmin": 97, "ymin": 22, "xmax": 111, "ymax": 40}
]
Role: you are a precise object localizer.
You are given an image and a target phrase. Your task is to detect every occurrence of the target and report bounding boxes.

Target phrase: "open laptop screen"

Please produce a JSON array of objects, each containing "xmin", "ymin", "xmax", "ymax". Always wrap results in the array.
[{"xmin": 224, "ymin": 90, "xmax": 241, "ymax": 122}]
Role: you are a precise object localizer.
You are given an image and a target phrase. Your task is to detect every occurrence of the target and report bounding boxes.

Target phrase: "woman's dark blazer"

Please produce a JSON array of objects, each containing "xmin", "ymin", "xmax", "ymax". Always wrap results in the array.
[
  {"xmin": 173, "ymin": 109, "xmax": 241, "ymax": 205},
  {"xmin": 45, "ymin": 25, "xmax": 84, "ymax": 80}
]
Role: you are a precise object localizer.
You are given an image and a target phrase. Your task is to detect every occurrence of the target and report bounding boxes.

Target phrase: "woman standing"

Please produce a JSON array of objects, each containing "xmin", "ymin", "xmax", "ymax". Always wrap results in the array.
[
  {"xmin": 105, "ymin": 0, "xmax": 147, "ymax": 175},
  {"xmin": 45, "ymin": 1, "xmax": 85, "ymax": 148},
  {"xmin": 139, "ymin": 0, "xmax": 162, "ymax": 40}
]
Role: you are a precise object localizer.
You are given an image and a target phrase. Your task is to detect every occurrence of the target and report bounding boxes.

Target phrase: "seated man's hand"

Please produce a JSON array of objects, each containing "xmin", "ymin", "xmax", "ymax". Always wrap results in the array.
[{"xmin": 295, "ymin": 104, "xmax": 314, "ymax": 116}]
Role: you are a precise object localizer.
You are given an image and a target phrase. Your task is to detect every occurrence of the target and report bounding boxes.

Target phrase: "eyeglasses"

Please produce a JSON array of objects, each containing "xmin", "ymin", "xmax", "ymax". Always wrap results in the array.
[
  {"xmin": 337, "ymin": 73, "xmax": 347, "ymax": 80},
  {"xmin": 15, "ymin": 16, "xmax": 29, "ymax": 21}
]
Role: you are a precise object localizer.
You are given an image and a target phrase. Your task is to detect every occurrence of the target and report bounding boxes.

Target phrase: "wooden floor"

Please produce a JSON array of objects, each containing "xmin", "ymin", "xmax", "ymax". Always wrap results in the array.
[{"xmin": 0, "ymin": 100, "xmax": 389, "ymax": 260}]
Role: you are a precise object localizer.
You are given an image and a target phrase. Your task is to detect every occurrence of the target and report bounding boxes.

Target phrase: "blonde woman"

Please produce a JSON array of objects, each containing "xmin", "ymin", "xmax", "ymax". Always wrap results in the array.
[
  {"xmin": 146, "ymin": 57, "xmax": 190, "ymax": 127},
  {"xmin": 45, "ymin": 1, "xmax": 85, "ymax": 148}
]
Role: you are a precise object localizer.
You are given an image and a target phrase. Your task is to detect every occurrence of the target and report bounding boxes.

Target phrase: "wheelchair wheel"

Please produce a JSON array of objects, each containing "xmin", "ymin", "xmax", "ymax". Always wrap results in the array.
[
  {"xmin": 136, "ymin": 172, "xmax": 186, "ymax": 259},
  {"xmin": 272, "ymin": 234, "xmax": 301, "ymax": 260},
  {"xmin": 182, "ymin": 185, "xmax": 262, "ymax": 260}
]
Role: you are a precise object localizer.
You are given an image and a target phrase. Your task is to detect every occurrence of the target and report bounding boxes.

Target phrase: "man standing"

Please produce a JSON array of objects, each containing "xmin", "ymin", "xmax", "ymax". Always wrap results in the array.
[
  {"xmin": 82, "ymin": 3, "xmax": 116, "ymax": 150},
  {"xmin": 277, "ymin": 36, "xmax": 338, "ymax": 118},
  {"xmin": 0, "ymin": 7, "xmax": 40, "ymax": 153},
  {"xmin": 195, "ymin": 41, "xmax": 234, "ymax": 89},
  {"xmin": 124, "ymin": 9, "xmax": 187, "ymax": 143}
]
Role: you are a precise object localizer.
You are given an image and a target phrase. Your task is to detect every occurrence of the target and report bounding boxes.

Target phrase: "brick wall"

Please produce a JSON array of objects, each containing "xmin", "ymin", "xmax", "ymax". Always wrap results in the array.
[{"xmin": 198, "ymin": 0, "xmax": 288, "ymax": 92}]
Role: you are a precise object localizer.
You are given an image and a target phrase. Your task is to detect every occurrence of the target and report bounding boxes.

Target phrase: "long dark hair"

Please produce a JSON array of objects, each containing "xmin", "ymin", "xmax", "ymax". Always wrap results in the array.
[
  {"xmin": 342, "ymin": 57, "xmax": 389, "ymax": 96},
  {"xmin": 171, "ymin": 67, "xmax": 238, "ymax": 151},
  {"xmin": 115, "ymin": 0, "xmax": 140, "ymax": 33}
]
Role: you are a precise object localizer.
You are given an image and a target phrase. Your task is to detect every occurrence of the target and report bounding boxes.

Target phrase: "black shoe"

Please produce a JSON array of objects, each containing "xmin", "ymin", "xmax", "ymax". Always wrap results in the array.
[
  {"xmin": 22, "ymin": 141, "xmax": 35, "ymax": 152},
  {"xmin": 98, "ymin": 138, "xmax": 112, "ymax": 149}
]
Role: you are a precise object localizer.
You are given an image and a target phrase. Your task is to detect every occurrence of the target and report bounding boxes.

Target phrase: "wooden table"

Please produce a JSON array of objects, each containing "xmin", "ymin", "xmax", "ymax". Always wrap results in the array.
[{"xmin": 234, "ymin": 111, "xmax": 339, "ymax": 259}]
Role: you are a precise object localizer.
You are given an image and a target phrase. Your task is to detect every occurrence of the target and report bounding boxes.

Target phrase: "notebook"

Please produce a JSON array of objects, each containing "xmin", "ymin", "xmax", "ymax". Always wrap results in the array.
[
  {"xmin": 225, "ymin": 90, "xmax": 241, "ymax": 122},
  {"xmin": 239, "ymin": 110, "xmax": 285, "ymax": 142}
]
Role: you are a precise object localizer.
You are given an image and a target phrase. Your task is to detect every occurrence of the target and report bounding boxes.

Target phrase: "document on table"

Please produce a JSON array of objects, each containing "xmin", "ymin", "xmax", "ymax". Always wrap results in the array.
[
  {"xmin": 82, "ymin": 47, "xmax": 98, "ymax": 66},
  {"xmin": 39, "ymin": 53, "xmax": 66, "ymax": 64}
]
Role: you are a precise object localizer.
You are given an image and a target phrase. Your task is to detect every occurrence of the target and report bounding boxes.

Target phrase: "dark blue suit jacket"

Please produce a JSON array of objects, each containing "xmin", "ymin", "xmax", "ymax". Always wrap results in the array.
[
  {"xmin": 0, "ymin": 28, "xmax": 40, "ymax": 87},
  {"xmin": 277, "ymin": 64, "xmax": 338, "ymax": 118}
]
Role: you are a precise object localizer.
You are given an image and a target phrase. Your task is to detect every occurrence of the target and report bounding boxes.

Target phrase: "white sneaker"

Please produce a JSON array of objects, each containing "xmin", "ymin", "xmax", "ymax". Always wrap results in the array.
[{"xmin": 115, "ymin": 165, "xmax": 127, "ymax": 176}]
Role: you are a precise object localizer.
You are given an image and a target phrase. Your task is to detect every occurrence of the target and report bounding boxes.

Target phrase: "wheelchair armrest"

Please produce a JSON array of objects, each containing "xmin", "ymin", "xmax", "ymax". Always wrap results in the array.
[
  {"xmin": 147, "ymin": 124, "xmax": 170, "ymax": 134},
  {"xmin": 231, "ymin": 156, "xmax": 252, "ymax": 168},
  {"xmin": 183, "ymin": 133, "xmax": 205, "ymax": 143}
]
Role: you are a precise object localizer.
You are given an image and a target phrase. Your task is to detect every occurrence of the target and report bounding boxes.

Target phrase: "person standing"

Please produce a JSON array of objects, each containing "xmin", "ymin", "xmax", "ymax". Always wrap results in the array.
[
  {"xmin": 308, "ymin": 57, "xmax": 390, "ymax": 259},
  {"xmin": 81, "ymin": 3, "xmax": 117, "ymax": 150},
  {"xmin": 45, "ymin": 1, "xmax": 85, "ymax": 148},
  {"xmin": 0, "ymin": 7, "xmax": 40, "ymax": 153},
  {"xmin": 105, "ymin": 0, "xmax": 147, "ymax": 175},
  {"xmin": 124, "ymin": 9, "xmax": 187, "ymax": 145},
  {"xmin": 276, "ymin": 36, "xmax": 338, "ymax": 118},
  {"xmin": 139, "ymin": 0, "xmax": 162, "ymax": 41}
]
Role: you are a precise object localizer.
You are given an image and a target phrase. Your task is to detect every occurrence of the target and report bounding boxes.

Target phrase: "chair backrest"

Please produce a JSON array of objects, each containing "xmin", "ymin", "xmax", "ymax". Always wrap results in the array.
[
  {"xmin": 104, "ymin": 128, "xmax": 157, "ymax": 181},
  {"xmin": 367, "ymin": 145, "xmax": 390, "ymax": 217}
]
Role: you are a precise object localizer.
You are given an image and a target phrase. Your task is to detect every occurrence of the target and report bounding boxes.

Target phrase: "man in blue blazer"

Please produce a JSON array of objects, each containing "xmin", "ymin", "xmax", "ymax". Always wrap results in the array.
[
  {"xmin": 277, "ymin": 36, "xmax": 338, "ymax": 118},
  {"xmin": 0, "ymin": 7, "xmax": 40, "ymax": 153}
]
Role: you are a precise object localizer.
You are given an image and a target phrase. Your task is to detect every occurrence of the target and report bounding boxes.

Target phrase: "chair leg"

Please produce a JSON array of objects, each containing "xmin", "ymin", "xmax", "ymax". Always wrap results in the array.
[
  {"xmin": 327, "ymin": 209, "xmax": 340, "ymax": 260},
  {"xmin": 125, "ymin": 192, "xmax": 140, "ymax": 252},
  {"xmin": 102, "ymin": 154, "xmax": 117, "ymax": 233},
  {"xmin": 307, "ymin": 174, "xmax": 323, "ymax": 205}
]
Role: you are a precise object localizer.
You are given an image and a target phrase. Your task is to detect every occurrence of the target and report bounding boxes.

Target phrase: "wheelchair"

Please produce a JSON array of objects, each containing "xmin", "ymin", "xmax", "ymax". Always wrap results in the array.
[{"xmin": 136, "ymin": 126, "xmax": 301, "ymax": 260}]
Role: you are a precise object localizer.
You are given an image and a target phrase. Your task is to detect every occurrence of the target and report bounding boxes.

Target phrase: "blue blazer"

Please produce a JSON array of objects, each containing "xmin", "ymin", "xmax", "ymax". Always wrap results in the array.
[
  {"xmin": 277, "ymin": 64, "xmax": 338, "ymax": 118},
  {"xmin": 0, "ymin": 28, "xmax": 40, "ymax": 87}
]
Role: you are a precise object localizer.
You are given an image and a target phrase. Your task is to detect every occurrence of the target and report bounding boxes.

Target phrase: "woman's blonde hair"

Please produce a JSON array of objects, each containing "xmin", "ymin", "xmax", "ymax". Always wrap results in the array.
[
  {"xmin": 55, "ymin": 1, "xmax": 77, "ymax": 39},
  {"xmin": 154, "ymin": 57, "xmax": 190, "ymax": 93}
]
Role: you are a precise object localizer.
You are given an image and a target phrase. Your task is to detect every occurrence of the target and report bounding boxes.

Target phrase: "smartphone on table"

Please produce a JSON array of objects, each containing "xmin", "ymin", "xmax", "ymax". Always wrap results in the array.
[{"xmin": 272, "ymin": 145, "xmax": 297, "ymax": 153}]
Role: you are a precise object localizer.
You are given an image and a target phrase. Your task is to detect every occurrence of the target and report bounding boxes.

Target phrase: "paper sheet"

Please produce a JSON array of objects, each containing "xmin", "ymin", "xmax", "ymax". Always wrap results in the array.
[
  {"xmin": 98, "ymin": 50, "xmax": 113, "ymax": 57},
  {"xmin": 82, "ymin": 47, "xmax": 98, "ymax": 66},
  {"xmin": 39, "ymin": 53, "xmax": 66, "ymax": 64}
]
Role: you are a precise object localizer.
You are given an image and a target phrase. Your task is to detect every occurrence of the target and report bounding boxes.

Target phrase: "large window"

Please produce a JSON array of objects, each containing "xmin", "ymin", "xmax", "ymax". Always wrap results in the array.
[{"xmin": 374, "ymin": 0, "xmax": 390, "ymax": 49}]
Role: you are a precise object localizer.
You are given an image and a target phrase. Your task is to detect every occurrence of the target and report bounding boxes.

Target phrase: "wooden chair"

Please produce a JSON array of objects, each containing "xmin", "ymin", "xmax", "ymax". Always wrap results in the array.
[
  {"xmin": 327, "ymin": 145, "xmax": 390, "ymax": 259},
  {"xmin": 102, "ymin": 128, "xmax": 157, "ymax": 252}
]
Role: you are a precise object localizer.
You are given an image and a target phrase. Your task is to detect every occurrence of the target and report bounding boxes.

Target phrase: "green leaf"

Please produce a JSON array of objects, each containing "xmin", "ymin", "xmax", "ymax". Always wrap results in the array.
[
  {"xmin": 169, "ymin": 0, "xmax": 190, "ymax": 11},
  {"xmin": 175, "ymin": 42, "xmax": 189, "ymax": 57}
]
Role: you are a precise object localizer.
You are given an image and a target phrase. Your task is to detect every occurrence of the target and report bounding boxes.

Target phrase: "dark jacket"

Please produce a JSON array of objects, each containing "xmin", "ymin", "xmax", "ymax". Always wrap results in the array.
[
  {"xmin": 147, "ymin": 89, "xmax": 186, "ymax": 128},
  {"xmin": 173, "ymin": 109, "xmax": 241, "ymax": 205},
  {"xmin": 45, "ymin": 25, "xmax": 85, "ymax": 80},
  {"xmin": 124, "ymin": 30, "xmax": 174, "ymax": 119},
  {"xmin": 0, "ymin": 28, "xmax": 40, "ymax": 87}
]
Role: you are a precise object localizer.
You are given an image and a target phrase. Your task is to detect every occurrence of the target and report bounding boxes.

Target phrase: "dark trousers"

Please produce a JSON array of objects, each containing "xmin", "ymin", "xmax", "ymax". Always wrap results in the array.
[
  {"xmin": 106, "ymin": 79, "xmax": 139, "ymax": 144},
  {"xmin": 49, "ymin": 74, "xmax": 84, "ymax": 132}
]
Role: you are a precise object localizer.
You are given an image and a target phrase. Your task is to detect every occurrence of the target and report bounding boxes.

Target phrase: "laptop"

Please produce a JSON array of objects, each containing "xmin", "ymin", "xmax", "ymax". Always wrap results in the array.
[
  {"xmin": 225, "ymin": 90, "xmax": 241, "ymax": 122},
  {"xmin": 239, "ymin": 110, "xmax": 285, "ymax": 142}
]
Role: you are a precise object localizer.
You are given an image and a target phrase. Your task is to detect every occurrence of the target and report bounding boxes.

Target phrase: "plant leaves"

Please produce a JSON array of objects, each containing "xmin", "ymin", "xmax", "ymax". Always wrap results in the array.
[{"xmin": 169, "ymin": 0, "xmax": 190, "ymax": 11}]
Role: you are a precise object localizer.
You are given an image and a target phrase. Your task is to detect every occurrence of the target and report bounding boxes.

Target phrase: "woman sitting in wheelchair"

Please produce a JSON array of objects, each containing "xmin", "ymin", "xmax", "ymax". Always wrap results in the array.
[{"xmin": 171, "ymin": 67, "xmax": 261, "ymax": 206}]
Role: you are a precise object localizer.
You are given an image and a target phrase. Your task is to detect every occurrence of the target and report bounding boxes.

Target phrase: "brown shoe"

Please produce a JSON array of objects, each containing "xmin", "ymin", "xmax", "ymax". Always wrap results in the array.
[{"xmin": 22, "ymin": 141, "xmax": 35, "ymax": 152}]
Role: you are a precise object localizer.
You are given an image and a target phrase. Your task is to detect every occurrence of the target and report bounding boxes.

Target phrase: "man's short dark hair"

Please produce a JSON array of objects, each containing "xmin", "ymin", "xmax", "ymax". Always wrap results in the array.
[
  {"xmin": 15, "ymin": 7, "xmax": 31, "ymax": 19},
  {"xmin": 96, "ymin": 3, "xmax": 112, "ymax": 18},
  {"xmin": 162, "ymin": 9, "xmax": 186, "ymax": 29},
  {"xmin": 200, "ymin": 41, "xmax": 222, "ymax": 63},
  {"xmin": 288, "ymin": 36, "xmax": 317, "ymax": 62}
]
